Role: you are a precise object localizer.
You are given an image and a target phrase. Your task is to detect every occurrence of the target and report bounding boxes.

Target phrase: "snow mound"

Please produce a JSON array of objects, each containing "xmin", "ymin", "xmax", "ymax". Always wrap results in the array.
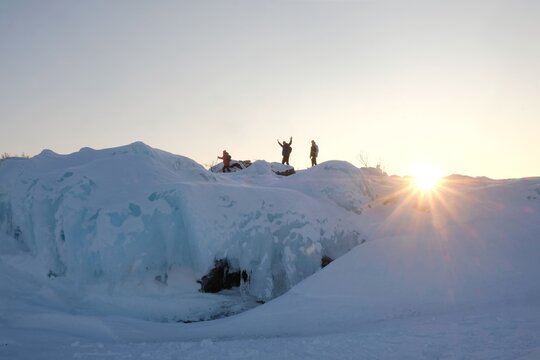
[
  {"xmin": 187, "ymin": 176, "xmax": 540, "ymax": 340},
  {"xmin": 0, "ymin": 142, "xmax": 370, "ymax": 316},
  {"xmin": 245, "ymin": 176, "xmax": 540, "ymax": 325}
]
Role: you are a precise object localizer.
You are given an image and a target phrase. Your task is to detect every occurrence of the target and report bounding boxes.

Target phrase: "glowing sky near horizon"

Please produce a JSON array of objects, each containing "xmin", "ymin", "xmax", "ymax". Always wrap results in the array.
[{"xmin": 1, "ymin": 0, "xmax": 539, "ymax": 178}]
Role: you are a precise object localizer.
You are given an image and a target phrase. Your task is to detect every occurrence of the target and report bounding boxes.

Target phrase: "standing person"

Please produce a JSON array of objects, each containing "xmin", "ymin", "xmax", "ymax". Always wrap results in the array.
[
  {"xmin": 218, "ymin": 150, "xmax": 232, "ymax": 172},
  {"xmin": 277, "ymin": 137, "xmax": 293, "ymax": 165},
  {"xmin": 310, "ymin": 140, "xmax": 319, "ymax": 167}
]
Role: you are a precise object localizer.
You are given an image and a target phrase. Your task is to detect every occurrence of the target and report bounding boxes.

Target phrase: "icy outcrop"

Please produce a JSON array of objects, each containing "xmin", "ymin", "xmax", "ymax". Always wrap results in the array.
[{"xmin": 0, "ymin": 142, "xmax": 371, "ymax": 301}]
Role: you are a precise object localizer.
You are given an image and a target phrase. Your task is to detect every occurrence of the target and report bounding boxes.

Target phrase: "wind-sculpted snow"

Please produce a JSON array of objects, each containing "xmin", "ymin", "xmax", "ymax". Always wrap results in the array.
[
  {"xmin": 2, "ymin": 146, "xmax": 540, "ymax": 359},
  {"xmin": 0, "ymin": 142, "xmax": 370, "ymax": 308}
]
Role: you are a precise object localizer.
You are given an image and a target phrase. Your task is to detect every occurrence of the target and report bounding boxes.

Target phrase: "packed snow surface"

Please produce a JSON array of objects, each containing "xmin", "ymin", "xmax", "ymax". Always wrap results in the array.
[{"xmin": 1, "ymin": 142, "xmax": 539, "ymax": 359}]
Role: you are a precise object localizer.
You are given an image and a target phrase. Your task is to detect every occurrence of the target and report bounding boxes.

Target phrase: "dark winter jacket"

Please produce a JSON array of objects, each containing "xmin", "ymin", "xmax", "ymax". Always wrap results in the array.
[{"xmin": 278, "ymin": 139, "xmax": 293, "ymax": 156}]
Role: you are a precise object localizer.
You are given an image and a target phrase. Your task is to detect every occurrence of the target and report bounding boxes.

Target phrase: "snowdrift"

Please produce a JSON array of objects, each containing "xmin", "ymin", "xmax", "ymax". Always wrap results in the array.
[
  {"xmin": 1, "ymin": 143, "xmax": 540, "ymax": 359},
  {"xmin": 228, "ymin": 175, "xmax": 540, "ymax": 331},
  {"xmin": 0, "ymin": 142, "xmax": 370, "ymax": 310},
  {"xmin": 160, "ymin": 175, "xmax": 540, "ymax": 341}
]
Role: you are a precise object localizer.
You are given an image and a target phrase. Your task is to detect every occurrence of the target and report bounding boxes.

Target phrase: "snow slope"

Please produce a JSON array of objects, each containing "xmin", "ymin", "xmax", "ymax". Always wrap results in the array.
[{"xmin": 1, "ymin": 143, "xmax": 539, "ymax": 359}]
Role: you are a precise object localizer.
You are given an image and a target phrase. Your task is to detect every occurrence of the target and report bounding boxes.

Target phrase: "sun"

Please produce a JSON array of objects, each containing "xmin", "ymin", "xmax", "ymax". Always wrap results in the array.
[{"xmin": 412, "ymin": 163, "xmax": 443, "ymax": 191}]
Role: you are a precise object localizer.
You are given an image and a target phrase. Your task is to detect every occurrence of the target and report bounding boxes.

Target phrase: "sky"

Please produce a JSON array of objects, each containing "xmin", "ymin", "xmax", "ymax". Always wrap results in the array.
[{"xmin": 1, "ymin": 0, "xmax": 539, "ymax": 178}]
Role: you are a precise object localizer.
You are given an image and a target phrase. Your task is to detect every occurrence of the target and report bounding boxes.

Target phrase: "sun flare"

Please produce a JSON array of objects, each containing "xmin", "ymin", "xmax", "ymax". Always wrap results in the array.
[{"xmin": 413, "ymin": 163, "xmax": 443, "ymax": 191}]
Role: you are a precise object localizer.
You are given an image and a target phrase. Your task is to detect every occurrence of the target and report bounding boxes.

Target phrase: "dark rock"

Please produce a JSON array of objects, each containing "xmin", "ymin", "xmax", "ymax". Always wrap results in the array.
[
  {"xmin": 275, "ymin": 168, "xmax": 296, "ymax": 176},
  {"xmin": 198, "ymin": 259, "xmax": 248, "ymax": 293},
  {"xmin": 321, "ymin": 255, "xmax": 333, "ymax": 268},
  {"xmin": 155, "ymin": 273, "xmax": 168, "ymax": 285}
]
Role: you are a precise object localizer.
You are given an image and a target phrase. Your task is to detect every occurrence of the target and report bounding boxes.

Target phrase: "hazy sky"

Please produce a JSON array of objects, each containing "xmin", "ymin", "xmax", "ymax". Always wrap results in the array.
[{"xmin": 1, "ymin": 0, "xmax": 539, "ymax": 178}]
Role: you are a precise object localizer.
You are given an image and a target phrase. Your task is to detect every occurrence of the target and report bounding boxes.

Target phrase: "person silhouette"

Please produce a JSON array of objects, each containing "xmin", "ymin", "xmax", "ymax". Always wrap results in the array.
[
  {"xmin": 217, "ymin": 150, "xmax": 232, "ymax": 172},
  {"xmin": 310, "ymin": 140, "xmax": 319, "ymax": 166},
  {"xmin": 277, "ymin": 137, "xmax": 293, "ymax": 165}
]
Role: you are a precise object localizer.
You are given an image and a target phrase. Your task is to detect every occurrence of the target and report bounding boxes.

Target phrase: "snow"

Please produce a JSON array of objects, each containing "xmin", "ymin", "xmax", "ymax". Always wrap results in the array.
[{"xmin": 1, "ymin": 142, "xmax": 539, "ymax": 359}]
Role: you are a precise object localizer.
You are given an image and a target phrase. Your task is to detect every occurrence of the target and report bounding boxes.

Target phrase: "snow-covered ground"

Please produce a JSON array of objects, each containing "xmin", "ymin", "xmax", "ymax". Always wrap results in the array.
[{"xmin": 1, "ymin": 142, "xmax": 539, "ymax": 359}]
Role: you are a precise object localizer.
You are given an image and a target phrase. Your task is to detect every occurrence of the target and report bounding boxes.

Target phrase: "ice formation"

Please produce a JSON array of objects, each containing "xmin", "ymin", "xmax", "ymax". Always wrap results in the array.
[{"xmin": 0, "ymin": 142, "xmax": 371, "ymax": 303}]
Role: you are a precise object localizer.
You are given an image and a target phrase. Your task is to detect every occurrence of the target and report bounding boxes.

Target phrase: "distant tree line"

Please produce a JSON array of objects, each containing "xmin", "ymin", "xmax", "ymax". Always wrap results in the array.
[{"xmin": 1, "ymin": 152, "xmax": 30, "ymax": 161}]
